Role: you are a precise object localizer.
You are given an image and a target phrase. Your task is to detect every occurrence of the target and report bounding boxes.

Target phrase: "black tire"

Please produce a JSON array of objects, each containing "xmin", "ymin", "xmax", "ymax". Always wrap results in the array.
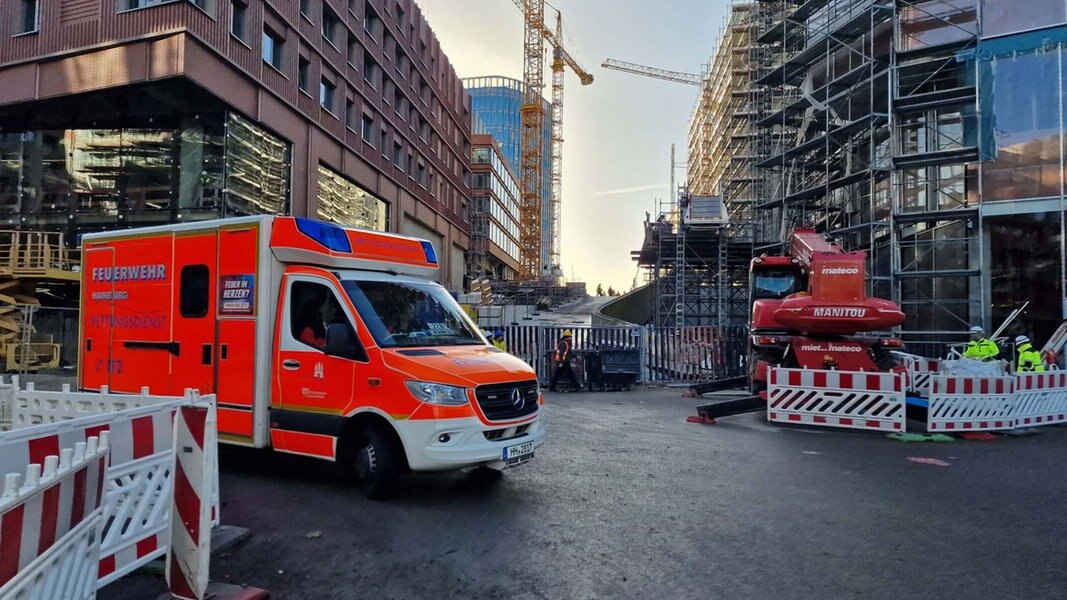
[{"xmin": 352, "ymin": 426, "xmax": 400, "ymax": 500}]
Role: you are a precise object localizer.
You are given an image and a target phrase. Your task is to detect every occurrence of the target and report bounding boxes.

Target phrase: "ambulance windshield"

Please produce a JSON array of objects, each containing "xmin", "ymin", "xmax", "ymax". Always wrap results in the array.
[{"xmin": 341, "ymin": 279, "xmax": 484, "ymax": 348}]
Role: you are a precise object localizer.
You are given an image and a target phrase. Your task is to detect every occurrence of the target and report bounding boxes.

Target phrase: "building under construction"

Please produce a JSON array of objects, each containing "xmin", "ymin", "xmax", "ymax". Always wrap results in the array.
[{"xmin": 640, "ymin": 0, "xmax": 1067, "ymax": 347}]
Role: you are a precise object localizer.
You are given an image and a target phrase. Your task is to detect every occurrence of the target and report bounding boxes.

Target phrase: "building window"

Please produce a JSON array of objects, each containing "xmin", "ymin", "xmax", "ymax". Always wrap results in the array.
[
  {"xmin": 347, "ymin": 33, "xmax": 359, "ymax": 66},
  {"xmin": 363, "ymin": 52, "xmax": 379, "ymax": 88},
  {"xmin": 361, "ymin": 114, "xmax": 375, "ymax": 144},
  {"xmin": 393, "ymin": 141, "xmax": 403, "ymax": 167},
  {"xmin": 225, "ymin": 112, "xmax": 291, "ymax": 216},
  {"xmin": 18, "ymin": 0, "xmax": 39, "ymax": 34},
  {"xmin": 317, "ymin": 163, "xmax": 389, "ymax": 231},
  {"xmin": 346, "ymin": 99, "xmax": 356, "ymax": 130},
  {"xmin": 364, "ymin": 2, "xmax": 381, "ymax": 38},
  {"xmin": 298, "ymin": 56, "xmax": 311, "ymax": 93},
  {"xmin": 323, "ymin": 6, "xmax": 340, "ymax": 46},
  {"xmin": 320, "ymin": 79, "xmax": 336, "ymax": 114},
  {"xmin": 180, "ymin": 265, "xmax": 210, "ymax": 318},
  {"xmin": 299, "ymin": 0, "xmax": 311, "ymax": 19},
  {"xmin": 230, "ymin": 0, "xmax": 248, "ymax": 41},
  {"xmin": 262, "ymin": 28, "xmax": 284, "ymax": 70}
]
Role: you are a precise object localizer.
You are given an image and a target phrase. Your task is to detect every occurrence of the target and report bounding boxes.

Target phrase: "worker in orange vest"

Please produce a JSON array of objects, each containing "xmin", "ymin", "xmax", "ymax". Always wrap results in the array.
[{"xmin": 549, "ymin": 329, "xmax": 582, "ymax": 392}]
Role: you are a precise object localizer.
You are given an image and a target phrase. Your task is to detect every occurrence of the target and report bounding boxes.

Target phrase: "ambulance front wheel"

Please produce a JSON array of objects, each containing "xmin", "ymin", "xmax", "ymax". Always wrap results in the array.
[{"xmin": 352, "ymin": 426, "xmax": 400, "ymax": 500}]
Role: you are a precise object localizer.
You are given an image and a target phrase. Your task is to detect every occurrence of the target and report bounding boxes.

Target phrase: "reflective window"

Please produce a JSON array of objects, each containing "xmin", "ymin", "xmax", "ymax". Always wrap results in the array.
[
  {"xmin": 981, "ymin": 0, "xmax": 1066, "ymax": 38},
  {"xmin": 899, "ymin": 0, "xmax": 976, "ymax": 51},
  {"xmin": 317, "ymin": 163, "xmax": 388, "ymax": 231},
  {"xmin": 225, "ymin": 112, "xmax": 291, "ymax": 215},
  {"xmin": 983, "ymin": 51, "xmax": 1060, "ymax": 202}
]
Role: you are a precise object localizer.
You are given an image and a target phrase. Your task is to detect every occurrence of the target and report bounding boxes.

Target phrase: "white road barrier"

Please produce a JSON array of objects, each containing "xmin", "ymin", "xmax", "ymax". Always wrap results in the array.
[
  {"xmin": 0, "ymin": 384, "xmax": 218, "ymax": 599},
  {"xmin": 767, "ymin": 368, "xmax": 906, "ymax": 432},
  {"xmin": 927, "ymin": 375, "xmax": 1016, "ymax": 432},
  {"xmin": 1014, "ymin": 372, "xmax": 1067, "ymax": 428}
]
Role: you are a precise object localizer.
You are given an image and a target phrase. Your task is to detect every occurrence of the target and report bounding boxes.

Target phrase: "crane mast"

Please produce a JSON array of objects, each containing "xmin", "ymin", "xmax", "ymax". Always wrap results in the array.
[
  {"xmin": 549, "ymin": 12, "xmax": 565, "ymax": 278},
  {"xmin": 518, "ymin": 0, "xmax": 547, "ymax": 280}
]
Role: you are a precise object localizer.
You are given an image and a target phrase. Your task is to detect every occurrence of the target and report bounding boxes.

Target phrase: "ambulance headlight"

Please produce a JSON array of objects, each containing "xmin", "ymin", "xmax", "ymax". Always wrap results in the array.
[{"xmin": 405, "ymin": 381, "xmax": 469, "ymax": 406}]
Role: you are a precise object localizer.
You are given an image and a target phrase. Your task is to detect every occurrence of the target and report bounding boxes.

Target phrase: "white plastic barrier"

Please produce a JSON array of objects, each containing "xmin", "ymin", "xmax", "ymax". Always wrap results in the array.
[
  {"xmin": 0, "ymin": 375, "xmax": 20, "ymax": 431},
  {"xmin": 927, "ymin": 375, "xmax": 1015, "ymax": 432},
  {"xmin": 0, "ymin": 435, "xmax": 109, "ymax": 600},
  {"xmin": 1014, "ymin": 372, "xmax": 1067, "ymax": 428},
  {"xmin": 767, "ymin": 368, "xmax": 906, "ymax": 432},
  {"xmin": 0, "ymin": 389, "xmax": 218, "ymax": 598},
  {"xmin": 892, "ymin": 352, "xmax": 938, "ymax": 395}
]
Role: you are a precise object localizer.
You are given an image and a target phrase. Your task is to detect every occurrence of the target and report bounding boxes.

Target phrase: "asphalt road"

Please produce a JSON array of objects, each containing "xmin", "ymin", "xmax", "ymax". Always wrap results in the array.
[{"xmin": 102, "ymin": 388, "xmax": 1066, "ymax": 600}]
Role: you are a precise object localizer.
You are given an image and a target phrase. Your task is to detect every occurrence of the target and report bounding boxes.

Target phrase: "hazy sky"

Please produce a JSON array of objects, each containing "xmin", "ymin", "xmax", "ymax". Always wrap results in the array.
[{"xmin": 416, "ymin": 0, "xmax": 730, "ymax": 292}]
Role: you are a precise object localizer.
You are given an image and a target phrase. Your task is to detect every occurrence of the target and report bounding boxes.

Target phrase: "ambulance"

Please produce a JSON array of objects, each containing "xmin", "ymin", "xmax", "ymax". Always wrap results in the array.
[{"xmin": 79, "ymin": 216, "xmax": 545, "ymax": 497}]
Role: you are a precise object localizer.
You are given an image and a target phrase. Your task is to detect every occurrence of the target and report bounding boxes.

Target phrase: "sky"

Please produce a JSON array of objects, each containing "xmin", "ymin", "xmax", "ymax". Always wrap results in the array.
[{"xmin": 416, "ymin": 0, "xmax": 730, "ymax": 292}]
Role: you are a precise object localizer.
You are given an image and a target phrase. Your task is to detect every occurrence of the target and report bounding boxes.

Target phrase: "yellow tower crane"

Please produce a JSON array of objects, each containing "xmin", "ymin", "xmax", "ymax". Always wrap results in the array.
[{"xmin": 511, "ymin": 1, "xmax": 593, "ymax": 280}]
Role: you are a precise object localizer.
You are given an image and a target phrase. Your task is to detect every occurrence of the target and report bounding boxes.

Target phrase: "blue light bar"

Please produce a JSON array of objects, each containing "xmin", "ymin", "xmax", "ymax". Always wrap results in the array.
[
  {"xmin": 295, "ymin": 218, "xmax": 352, "ymax": 253},
  {"xmin": 420, "ymin": 241, "xmax": 438, "ymax": 265}
]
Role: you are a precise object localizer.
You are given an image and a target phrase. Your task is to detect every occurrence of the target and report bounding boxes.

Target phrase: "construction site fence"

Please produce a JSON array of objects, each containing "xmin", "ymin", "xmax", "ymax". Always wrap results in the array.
[
  {"xmin": 500, "ymin": 325, "xmax": 749, "ymax": 384},
  {"xmin": 0, "ymin": 382, "xmax": 219, "ymax": 599}
]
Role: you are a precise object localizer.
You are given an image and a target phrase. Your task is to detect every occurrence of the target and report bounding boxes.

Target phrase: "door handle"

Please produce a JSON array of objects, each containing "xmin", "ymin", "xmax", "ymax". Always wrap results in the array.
[{"xmin": 282, "ymin": 359, "xmax": 301, "ymax": 370}]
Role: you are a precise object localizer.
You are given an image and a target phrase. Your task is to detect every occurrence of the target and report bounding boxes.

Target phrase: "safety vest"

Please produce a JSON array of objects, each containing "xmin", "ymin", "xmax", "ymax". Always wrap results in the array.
[
  {"xmin": 554, "ymin": 338, "xmax": 572, "ymax": 363},
  {"xmin": 492, "ymin": 339, "xmax": 508, "ymax": 352},
  {"xmin": 1017, "ymin": 342, "xmax": 1045, "ymax": 372},
  {"xmin": 964, "ymin": 338, "xmax": 1000, "ymax": 361}
]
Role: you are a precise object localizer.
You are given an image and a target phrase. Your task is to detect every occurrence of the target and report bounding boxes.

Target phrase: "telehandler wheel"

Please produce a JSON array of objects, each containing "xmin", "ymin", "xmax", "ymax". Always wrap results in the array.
[{"xmin": 352, "ymin": 426, "xmax": 400, "ymax": 500}]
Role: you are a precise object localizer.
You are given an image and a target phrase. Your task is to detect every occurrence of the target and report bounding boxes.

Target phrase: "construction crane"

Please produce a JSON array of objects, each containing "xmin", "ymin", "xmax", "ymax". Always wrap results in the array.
[
  {"xmin": 511, "ymin": 1, "xmax": 593, "ymax": 280},
  {"xmin": 601, "ymin": 59, "xmax": 702, "ymax": 86}
]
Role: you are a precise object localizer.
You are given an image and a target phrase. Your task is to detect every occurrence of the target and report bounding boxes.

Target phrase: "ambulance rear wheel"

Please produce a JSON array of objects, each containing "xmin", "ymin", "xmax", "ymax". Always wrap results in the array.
[{"xmin": 352, "ymin": 427, "xmax": 399, "ymax": 500}]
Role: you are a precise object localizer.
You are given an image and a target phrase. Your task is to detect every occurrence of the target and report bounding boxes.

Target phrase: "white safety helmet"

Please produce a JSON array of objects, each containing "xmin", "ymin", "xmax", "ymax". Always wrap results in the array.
[
  {"xmin": 1015, "ymin": 335, "xmax": 1030, "ymax": 345},
  {"xmin": 969, "ymin": 325, "xmax": 984, "ymax": 334}
]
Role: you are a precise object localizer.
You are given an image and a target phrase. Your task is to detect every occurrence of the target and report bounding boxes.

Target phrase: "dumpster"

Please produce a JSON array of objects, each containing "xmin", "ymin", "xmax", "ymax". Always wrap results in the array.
[{"xmin": 596, "ymin": 344, "xmax": 639, "ymax": 390}]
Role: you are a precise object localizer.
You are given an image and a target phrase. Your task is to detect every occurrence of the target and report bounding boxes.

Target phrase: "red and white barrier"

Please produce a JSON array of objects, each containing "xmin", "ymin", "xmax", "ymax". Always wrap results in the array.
[
  {"xmin": 0, "ymin": 435, "xmax": 109, "ymax": 599},
  {"xmin": 167, "ymin": 404, "xmax": 216, "ymax": 600},
  {"xmin": 927, "ymin": 375, "xmax": 1015, "ymax": 432},
  {"xmin": 0, "ymin": 386, "xmax": 218, "ymax": 599},
  {"xmin": 767, "ymin": 368, "xmax": 906, "ymax": 432},
  {"xmin": 893, "ymin": 352, "xmax": 938, "ymax": 395},
  {"xmin": 1013, "ymin": 372, "xmax": 1067, "ymax": 427}
]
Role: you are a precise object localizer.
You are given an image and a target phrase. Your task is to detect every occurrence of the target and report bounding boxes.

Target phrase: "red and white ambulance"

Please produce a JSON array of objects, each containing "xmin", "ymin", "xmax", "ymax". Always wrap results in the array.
[{"xmin": 79, "ymin": 216, "xmax": 544, "ymax": 497}]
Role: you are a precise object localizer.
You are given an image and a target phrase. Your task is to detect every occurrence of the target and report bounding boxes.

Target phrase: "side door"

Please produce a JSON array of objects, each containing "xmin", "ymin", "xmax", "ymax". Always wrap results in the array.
[
  {"xmin": 272, "ymin": 273, "xmax": 366, "ymax": 460},
  {"xmin": 171, "ymin": 232, "xmax": 219, "ymax": 397},
  {"xmin": 80, "ymin": 246, "xmax": 116, "ymax": 390},
  {"xmin": 215, "ymin": 225, "xmax": 260, "ymax": 443}
]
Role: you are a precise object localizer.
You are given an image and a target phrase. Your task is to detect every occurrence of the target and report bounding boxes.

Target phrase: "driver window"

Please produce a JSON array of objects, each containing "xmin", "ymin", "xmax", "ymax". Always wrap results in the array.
[{"xmin": 289, "ymin": 281, "xmax": 347, "ymax": 351}]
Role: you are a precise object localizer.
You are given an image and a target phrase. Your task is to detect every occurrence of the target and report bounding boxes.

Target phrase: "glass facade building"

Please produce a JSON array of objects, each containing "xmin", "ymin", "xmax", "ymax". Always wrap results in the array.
[
  {"xmin": 463, "ymin": 76, "xmax": 554, "ymax": 272},
  {"xmin": 469, "ymin": 135, "xmax": 522, "ymax": 281}
]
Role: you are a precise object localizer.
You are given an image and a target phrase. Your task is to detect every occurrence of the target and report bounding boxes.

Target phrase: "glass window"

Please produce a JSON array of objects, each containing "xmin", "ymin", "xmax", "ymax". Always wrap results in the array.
[
  {"xmin": 299, "ymin": 0, "xmax": 311, "ymax": 18},
  {"xmin": 224, "ymin": 112, "xmax": 291, "ymax": 215},
  {"xmin": 752, "ymin": 268, "xmax": 802, "ymax": 300},
  {"xmin": 361, "ymin": 113, "xmax": 375, "ymax": 143},
  {"xmin": 347, "ymin": 33, "xmax": 359, "ymax": 66},
  {"xmin": 981, "ymin": 0, "xmax": 1065, "ymax": 38},
  {"xmin": 262, "ymin": 28, "xmax": 284, "ymax": 70},
  {"xmin": 289, "ymin": 280, "xmax": 350, "ymax": 351},
  {"xmin": 320, "ymin": 79, "xmax": 336, "ymax": 113},
  {"xmin": 298, "ymin": 56, "xmax": 310, "ymax": 93},
  {"xmin": 317, "ymin": 163, "xmax": 388, "ymax": 231},
  {"xmin": 323, "ymin": 6, "xmax": 340, "ymax": 45},
  {"xmin": 180, "ymin": 265, "xmax": 210, "ymax": 318},
  {"xmin": 345, "ymin": 99, "xmax": 356, "ymax": 130},
  {"xmin": 18, "ymin": 0, "xmax": 38, "ymax": 34},
  {"xmin": 363, "ymin": 52, "xmax": 379, "ymax": 88},
  {"xmin": 983, "ymin": 51, "xmax": 1060, "ymax": 202},
  {"xmin": 899, "ymin": 0, "xmax": 976, "ymax": 51},
  {"xmin": 230, "ymin": 0, "xmax": 247, "ymax": 40},
  {"xmin": 340, "ymin": 278, "xmax": 482, "ymax": 348}
]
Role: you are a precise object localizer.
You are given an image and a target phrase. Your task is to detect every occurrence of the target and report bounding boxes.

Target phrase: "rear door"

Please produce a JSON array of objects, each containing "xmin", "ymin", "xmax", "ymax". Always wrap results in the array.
[
  {"xmin": 80, "ymin": 246, "xmax": 116, "ymax": 390},
  {"xmin": 215, "ymin": 225, "xmax": 261, "ymax": 442},
  {"xmin": 172, "ymin": 232, "xmax": 219, "ymax": 397}
]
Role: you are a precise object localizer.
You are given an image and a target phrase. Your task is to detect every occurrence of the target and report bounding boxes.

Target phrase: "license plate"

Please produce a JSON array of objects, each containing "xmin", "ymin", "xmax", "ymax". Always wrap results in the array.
[{"xmin": 503, "ymin": 441, "xmax": 534, "ymax": 461}]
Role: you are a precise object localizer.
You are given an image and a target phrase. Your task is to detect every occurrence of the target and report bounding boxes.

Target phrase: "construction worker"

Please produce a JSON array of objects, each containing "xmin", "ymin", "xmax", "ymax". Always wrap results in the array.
[
  {"xmin": 1015, "ymin": 335, "xmax": 1045, "ymax": 372},
  {"xmin": 549, "ymin": 329, "xmax": 582, "ymax": 392},
  {"xmin": 492, "ymin": 328, "xmax": 508, "ymax": 352},
  {"xmin": 963, "ymin": 325, "xmax": 1000, "ymax": 361}
]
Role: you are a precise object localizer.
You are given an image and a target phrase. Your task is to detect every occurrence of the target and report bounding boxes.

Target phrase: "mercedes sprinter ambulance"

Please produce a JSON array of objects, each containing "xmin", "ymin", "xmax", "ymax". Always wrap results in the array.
[{"xmin": 79, "ymin": 216, "xmax": 544, "ymax": 497}]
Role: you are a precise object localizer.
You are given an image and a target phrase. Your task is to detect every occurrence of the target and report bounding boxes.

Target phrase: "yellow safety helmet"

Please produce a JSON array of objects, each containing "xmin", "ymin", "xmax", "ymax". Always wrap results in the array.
[{"xmin": 562, "ymin": 329, "xmax": 573, "ymax": 337}]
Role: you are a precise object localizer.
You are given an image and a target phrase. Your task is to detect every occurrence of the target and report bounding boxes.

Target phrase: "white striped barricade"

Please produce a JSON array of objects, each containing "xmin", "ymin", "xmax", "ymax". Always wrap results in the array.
[
  {"xmin": 166, "ymin": 403, "xmax": 217, "ymax": 600},
  {"xmin": 767, "ymin": 368, "xmax": 906, "ymax": 432},
  {"xmin": 892, "ymin": 352, "xmax": 938, "ymax": 396},
  {"xmin": 0, "ymin": 399, "xmax": 184, "ymax": 587},
  {"xmin": 927, "ymin": 375, "xmax": 1016, "ymax": 432},
  {"xmin": 1013, "ymin": 372, "xmax": 1067, "ymax": 428},
  {"xmin": 0, "ymin": 434, "xmax": 109, "ymax": 600}
]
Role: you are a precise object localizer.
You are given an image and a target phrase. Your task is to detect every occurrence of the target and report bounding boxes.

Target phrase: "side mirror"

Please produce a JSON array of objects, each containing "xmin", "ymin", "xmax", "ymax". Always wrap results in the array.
[{"xmin": 325, "ymin": 323, "xmax": 367, "ymax": 362}]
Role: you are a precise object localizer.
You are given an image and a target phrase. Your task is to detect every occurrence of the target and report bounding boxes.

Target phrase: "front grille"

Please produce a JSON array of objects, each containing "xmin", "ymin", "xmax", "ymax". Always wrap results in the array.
[
  {"xmin": 483, "ymin": 424, "xmax": 532, "ymax": 442},
  {"xmin": 474, "ymin": 380, "xmax": 539, "ymax": 421}
]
